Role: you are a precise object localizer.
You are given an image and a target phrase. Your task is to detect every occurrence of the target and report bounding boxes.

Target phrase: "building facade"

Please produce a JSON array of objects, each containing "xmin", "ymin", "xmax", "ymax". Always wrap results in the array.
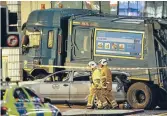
[
  {"xmin": 21, "ymin": 1, "xmax": 51, "ymax": 26},
  {"xmin": 3, "ymin": 1, "xmax": 167, "ymax": 32}
]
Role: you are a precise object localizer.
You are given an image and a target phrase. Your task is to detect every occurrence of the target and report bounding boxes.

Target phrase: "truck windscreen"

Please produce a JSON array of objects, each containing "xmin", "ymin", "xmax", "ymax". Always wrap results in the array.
[
  {"xmin": 25, "ymin": 30, "xmax": 41, "ymax": 47},
  {"xmin": 94, "ymin": 29, "xmax": 144, "ymax": 60}
]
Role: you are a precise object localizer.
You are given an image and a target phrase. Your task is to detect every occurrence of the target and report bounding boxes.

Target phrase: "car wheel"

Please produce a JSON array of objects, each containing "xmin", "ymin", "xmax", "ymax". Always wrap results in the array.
[
  {"xmin": 127, "ymin": 82, "xmax": 157, "ymax": 109},
  {"xmin": 57, "ymin": 112, "xmax": 62, "ymax": 116}
]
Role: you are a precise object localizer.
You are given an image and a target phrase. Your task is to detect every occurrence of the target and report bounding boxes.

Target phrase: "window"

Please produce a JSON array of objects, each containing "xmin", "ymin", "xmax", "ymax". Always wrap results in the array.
[
  {"xmin": 24, "ymin": 88, "xmax": 41, "ymax": 102},
  {"xmin": 13, "ymin": 88, "xmax": 28, "ymax": 100},
  {"xmin": 72, "ymin": 27, "xmax": 93, "ymax": 60},
  {"xmin": 24, "ymin": 88, "xmax": 38, "ymax": 98},
  {"xmin": 51, "ymin": 1, "xmax": 100, "ymax": 10},
  {"xmin": 83, "ymin": 1, "xmax": 100, "ymax": 10},
  {"xmin": 25, "ymin": 30, "xmax": 41, "ymax": 47},
  {"xmin": 1, "ymin": 90, "xmax": 6, "ymax": 100},
  {"xmin": 73, "ymin": 76, "xmax": 90, "ymax": 81},
  {"xmin": 44, "ymin": 71, "xmax": 70, "ymax": 82},
  {"xmin": 73, "ymin": 71, "xmax": 91, "ymax": 81},
  {"xmin": 52, "ymin": 1, "xmax": 82, "ymax": 9},
  {"xmin": 118, "ymin": 1, "xmax": 145, "ymax": 16},
  {"xmin": 48, "ymin": 31, "xmax": 54, "ymax": 48},
  {"xmin": 44, "ymin": 76, "xmax": 55, "ymax": 82}
]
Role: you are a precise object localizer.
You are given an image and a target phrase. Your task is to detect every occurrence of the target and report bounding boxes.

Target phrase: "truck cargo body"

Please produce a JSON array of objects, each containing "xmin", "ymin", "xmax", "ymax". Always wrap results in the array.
[
  {"xmin": 66, "ymin": 16, "xmax": 159, "ymax": 82},
  {"xmin": 65, "ymin": 16, "xmax": 167, "ymax": 109}
]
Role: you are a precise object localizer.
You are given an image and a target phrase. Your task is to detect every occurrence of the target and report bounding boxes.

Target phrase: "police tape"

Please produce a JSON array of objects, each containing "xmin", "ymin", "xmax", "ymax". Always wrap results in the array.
[{"xmin": 27, "ymin": 64, "xmax": 167, "ymax": 71}]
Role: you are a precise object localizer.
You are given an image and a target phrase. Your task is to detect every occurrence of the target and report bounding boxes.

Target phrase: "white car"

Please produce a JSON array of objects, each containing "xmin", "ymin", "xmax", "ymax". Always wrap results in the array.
[{"xmin": 23, "ymin": 70, "xmax": 128, "ymax": 107}]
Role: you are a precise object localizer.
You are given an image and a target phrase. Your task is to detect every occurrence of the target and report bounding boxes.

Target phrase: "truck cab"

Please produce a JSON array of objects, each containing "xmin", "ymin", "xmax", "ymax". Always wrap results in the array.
[
  {"xmin": 65, "ymin": 15, "xmax": 167, "ymax": 109},
  {"xmin": 21, "ymin": 8, "xmax": 97, "ymax": 80}
]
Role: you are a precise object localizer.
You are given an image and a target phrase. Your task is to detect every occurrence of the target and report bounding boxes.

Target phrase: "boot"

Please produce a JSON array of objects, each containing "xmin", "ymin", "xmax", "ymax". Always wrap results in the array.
[
  {"xmin": 112, "ymin": 106, "xmax": 119, "ymax": 109},
  {"xmin": 103, "ymin": 105, "xmax": 111, "ymax": 109},
  {"xmin": 87, "ymin": 106, "xmax": 93, "ymax": 109},
  {"xmin": 111, "ymin": 100, "xmax": 119, "ymax": 109},
  {"xmin": 87, "ymin": 104, "xmax": 93, "ymax": 109},
  {"xmin": 97, "ymin": 102, "xmax": 103, "ymax": 109},
  {"xmin": 102, "ymin": 101, "xmax": 110, "ymax": 109}
]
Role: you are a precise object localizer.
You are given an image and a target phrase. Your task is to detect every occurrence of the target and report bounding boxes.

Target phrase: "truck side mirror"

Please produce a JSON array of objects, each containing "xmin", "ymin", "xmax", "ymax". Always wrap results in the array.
[{"xmin": 22, "ymin": 35, "xmax": 29, "ymax": 46}]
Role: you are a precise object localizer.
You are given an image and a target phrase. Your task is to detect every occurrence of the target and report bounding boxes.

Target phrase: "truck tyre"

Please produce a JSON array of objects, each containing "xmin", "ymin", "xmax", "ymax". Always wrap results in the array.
[{"xmin": 127, "ymin": 82, "xmax": 156, "ymax": 109}]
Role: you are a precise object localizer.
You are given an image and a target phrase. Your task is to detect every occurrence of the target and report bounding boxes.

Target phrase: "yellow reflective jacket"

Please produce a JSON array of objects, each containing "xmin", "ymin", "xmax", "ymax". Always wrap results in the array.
[
  {"xmin": 91, "ymin": 69, "xmax": 101, "ymax": 88},
  {"xmin": 100, "ymin": 66, "xmax": 112, "ymax": 90}
]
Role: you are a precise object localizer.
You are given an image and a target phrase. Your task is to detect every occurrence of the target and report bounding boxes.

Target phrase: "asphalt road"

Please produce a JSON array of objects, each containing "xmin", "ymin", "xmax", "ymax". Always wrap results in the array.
[{"xmin": 55, "ymin": 104, "xmax": 167, "ymax": 116}]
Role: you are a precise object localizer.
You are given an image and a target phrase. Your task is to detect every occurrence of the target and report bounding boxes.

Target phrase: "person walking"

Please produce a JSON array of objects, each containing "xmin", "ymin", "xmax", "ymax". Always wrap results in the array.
[
  {"xmin": 98, "ymin": 59, "xmax": 119, "ymax": 109},
  {"xmin": 87, "ymin": 61, "xmax": 106, "ymax": 109}
]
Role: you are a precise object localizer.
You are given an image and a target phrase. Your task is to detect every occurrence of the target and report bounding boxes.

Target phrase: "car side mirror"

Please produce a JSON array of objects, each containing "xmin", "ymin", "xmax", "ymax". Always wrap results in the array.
[{"xmin": 43, "ymin": 97, "xmax": 50, "ymax": 104}]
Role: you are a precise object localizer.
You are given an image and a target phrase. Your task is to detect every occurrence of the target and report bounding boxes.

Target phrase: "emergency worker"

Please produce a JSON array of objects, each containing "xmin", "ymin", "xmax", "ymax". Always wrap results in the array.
[
  {"xmin": 87, "ymin": 61, "xmax": 105, "ymax": 109},
  {"xmin": 98, "ymin": 59, "xmax": 119, "ymax": 109}
]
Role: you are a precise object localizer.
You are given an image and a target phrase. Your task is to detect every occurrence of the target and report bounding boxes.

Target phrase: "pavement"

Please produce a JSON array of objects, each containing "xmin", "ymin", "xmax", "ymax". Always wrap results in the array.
[
  {"xmin": 157, "ymin": 112, "xmax": 167, "ymax": 116},
  {"xmin": 56, "ymin": 104, "xmax": 167, "ymax": 116},
  {"xmin": 56, "ymin": 104, "xmax": 144, "ymax": 116},
  {"xmin": 62, "ymin": 109, "xmax": 144, "ymax": 116}
]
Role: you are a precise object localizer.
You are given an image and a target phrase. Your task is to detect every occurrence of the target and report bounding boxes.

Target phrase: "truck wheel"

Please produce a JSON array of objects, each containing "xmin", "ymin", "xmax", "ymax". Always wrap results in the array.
[{"xmin": 127, "ymin": 82, "xmax": 156, "ymax": 109}]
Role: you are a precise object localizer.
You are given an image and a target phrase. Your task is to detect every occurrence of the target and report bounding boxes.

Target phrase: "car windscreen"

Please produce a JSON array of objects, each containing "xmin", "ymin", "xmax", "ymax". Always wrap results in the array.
[
  {"xmin": 1, "ymin": 90, "xmax": 6, "ymax": 100},
  {"xmin": 24, "ymin": 88, "xmax": 38, "ymax": 98}
]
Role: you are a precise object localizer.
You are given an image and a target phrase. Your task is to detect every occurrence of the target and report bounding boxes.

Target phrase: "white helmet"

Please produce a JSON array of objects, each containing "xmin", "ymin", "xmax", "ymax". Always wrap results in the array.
[
  {"xmin": 88, "ymin": 61, "xmax": 97, "ymax": 68},
  {"xmin": 98, "ymin": 59, "xmax": 108, "ymax": 65}
]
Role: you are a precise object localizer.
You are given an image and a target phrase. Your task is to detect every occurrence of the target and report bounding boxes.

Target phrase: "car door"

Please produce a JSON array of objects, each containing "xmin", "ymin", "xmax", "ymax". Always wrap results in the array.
[
  {"xmin": 23, "ymin": 87, "xmax": 53, "ymax": 116},
  {"xmin": 39, "ymin": 71, "xmax": 71, "ymax": 101},
  {"xmin": 70, "ymin": 71, "xmax": 91, "ymax": 103},
  {"xmin": 13, "ymin": 87, "xmax": 30, "ymax": 115}
]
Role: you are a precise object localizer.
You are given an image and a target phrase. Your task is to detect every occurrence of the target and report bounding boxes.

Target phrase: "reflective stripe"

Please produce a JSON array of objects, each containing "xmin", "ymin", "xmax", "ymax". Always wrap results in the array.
[
  {"xmin": 15, "ymin": 102, "xmax": 27, "ymax": 115},
  {"xmin": 102, "ymin": 101, "xmax": 108, "ymax": 107},
  {"xmin": 33, "ymin": 101, "xmax": 44, "ymax": 116},
  {"xmin": 48, "ymin": 104, "xmax": 58, "ymax": 116},
  {"xmin": 111, "ymin": 100, "xmax": 118, "ymax": 107}
]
